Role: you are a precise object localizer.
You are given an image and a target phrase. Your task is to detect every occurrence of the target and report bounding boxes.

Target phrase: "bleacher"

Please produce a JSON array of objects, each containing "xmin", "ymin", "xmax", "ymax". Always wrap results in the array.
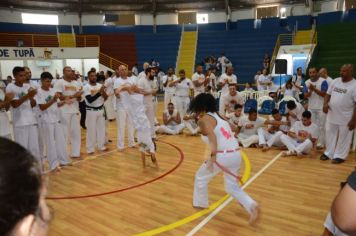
[{"xmin": 135, "ymin": 32, "xmax": 181, "ymax": 72}]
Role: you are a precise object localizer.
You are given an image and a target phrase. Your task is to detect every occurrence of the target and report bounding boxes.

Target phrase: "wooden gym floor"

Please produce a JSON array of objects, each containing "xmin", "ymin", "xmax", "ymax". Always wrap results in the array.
[{"xmin": 46, "ymin": 101, "xmax": 356, "ymax": 236}]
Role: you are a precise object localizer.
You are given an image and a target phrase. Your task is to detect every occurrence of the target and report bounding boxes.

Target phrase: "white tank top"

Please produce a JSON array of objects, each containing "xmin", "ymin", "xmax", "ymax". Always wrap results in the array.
[{"xmin": 201, "ymin": 112, "xmax": 239, "ymax": 151}]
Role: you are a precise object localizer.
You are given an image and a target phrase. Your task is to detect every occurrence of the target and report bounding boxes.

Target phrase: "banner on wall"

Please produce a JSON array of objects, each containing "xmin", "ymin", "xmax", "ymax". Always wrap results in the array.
[{"xmin": 0, "ymin": 47, "xmax": 99, "ymax": 60}]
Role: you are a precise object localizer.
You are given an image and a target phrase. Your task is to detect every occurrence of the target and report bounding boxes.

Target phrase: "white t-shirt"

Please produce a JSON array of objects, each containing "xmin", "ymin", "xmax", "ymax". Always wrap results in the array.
[
  {"xmin": 192, "ymin": 72, "xmax": 206, "ymax": 96},
  {"xmin": 138, "ymin": 71, "xmax": 146, "ymax": 80},
  {"xmin": 162, "ymin": 75, "xmax": 177, "ymax": 93},
  {"xmin": 54, "ymin": 79, "xmax": 80, "ymax": 114},
  {"xmin": 221, "ymin": 92, "xmax": 244, "ymax": 113},
  {"xmin": 258, "ymin": 74, "xmax": 271, "ymax": 91},
  {"xmin": 174, "ymin": 78, "xmax": 193, "ymax": 97},
  {"xmin": 104, "ymin": 77, "xmax": 115, "ymax": 95},
  {"xmin": 6, "ymin": 83, "xmax": 37, "ymax": 127},
  {"xmin": 327, "ymin": 77, "xmax": 356, "ymax": 125},
  {"xmin": 84, "ymin": 83, "xmax": 105, "ymax": 107},
  {"xmin": 219, "ymin": 73, "xmax": 237, "ymax": 95},
  {"xmin": 238, "ymin": 116, "xmax": 266, "ymax": 136},
  {"xmin": 226, "ymin": 113, "xmax": 244, "ymax": 126},
  {"xmin": 36, "ymin": 88, "xmax": 60, "ymax": 124},
  {"xmin": 27, "ymin": 80, "xmax": 40, "ymax": 89},
  {"xmin": 164, "ymin": 109, "xmax": 180, "ymax": 126},
  {"xmin": 290, "ymin": 121, "xmax": 319, "ymax": 140},
  {"xmin": 324, "ymin": 212, "xmax": 348, "ymax": 236},
  {"xmin": 113, "ymin": 76, "xmax": 136, "ymax": 110},
  {"xmin": 305, "ymin": 78, "xmax": 328, "ymax": 110},
  {"xmin": 292, "ymin": 75, "xmax": 304, "ymax": 92},
  {"xmin": 268, "ymin": 116, "xmax": 289, "ymax": 133},
  {"xmin": 138, "ymin": 77, "xmax": 156, "ymax": 105},
  {"xmin": 130, "ymin": 75, "xmax": 138, "ymax": 84},
  {"xmin": 286, "ymin": 102, "xmax": 304, "ymax": 126}
]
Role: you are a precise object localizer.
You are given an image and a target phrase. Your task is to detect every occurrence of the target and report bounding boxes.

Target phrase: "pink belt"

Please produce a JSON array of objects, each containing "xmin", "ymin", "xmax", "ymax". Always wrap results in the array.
[{"xmin": 216, "ymin": 148, "xmax": 240, "ymax": 154}]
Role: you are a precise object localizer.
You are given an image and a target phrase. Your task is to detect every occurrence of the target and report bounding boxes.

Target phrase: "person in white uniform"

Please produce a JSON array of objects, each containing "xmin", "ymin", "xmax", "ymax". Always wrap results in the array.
[
  {"xmin": 104, "ymin": 70, "xmax": 116, "ymax": 121},
  {"xmin": 84, "ymin": 70, "xmax": 108, "ymax": 154},
  {"xmin": 157, "ymin": 102, "xmax": 185, "ymax": 135},
  {"xmin": 280, "ymin": 110, "xmax": 319, "ymax": 157},
  {"xmin": 292, "ymin": 67, "xmax": 305, "ymax": 101},
  {"xmin": 0, "ymin": 88, "xmax": 13, "ymax": 139},
  {"xmin": 169, "ymin": 69, "xmax": 193, "ymax": 118},
  {"xmin": 183, "ymin": 112, "xmax": 200, "ymax": 135},
  {"xmin": 219, "ymin": 83, "xmax": 244, "ymax": 116},
  {"xmin": 319, "ymin": 68, "xmax": 333, "ymax": 86},
  {"xmin": 6, "ymin": 66, "xmax": 41, "ymax": 169},
  {"xmin": 138, "ymin": 62, "xmax": 150, "ymax": 80},
  {"xmin": 218, "ymin": 66, "xmax": 237, "ymax": 112},
  {"xmin": 304, "ymin": 67, "xmax": 328, "ymax": 149},
  {"xmin": 115, "ymin": 75, "xmax": 158, "ymax": 168},
  {"xmin": 138, "ymin": 67, "xmax": 158, "ymax": 139},
  {"xmin": 36, "ymin": 72, "xmax": 70, "ymax": 172},
  {"xmin": 258, "ymin": 69, "xmax": 272, "ymax": 91},
  {"xmin": 162, "ymin": 67, "xmax": 177, "ymax": 108},
  {"xmin": 321, "ymin": 64, "xmax": 356, "ymax": 164},
  {"xmin": 113, "ymin": 65, "xmax": 135, "ymax": 151},
  {"xmin": 192, "ymin": 65, "xmax": 208, "ymax": 97},
  {"xmin": 189, "ymin": 93, "xmax": 260, "ymax": 224},
  {"xmin": 286, "ymin": 100, "xmax": 305, "ymax": 126},
  {"xmin": 225, "ymin": 104, "xmax": 244, "ymax": 129},
  {"xmin": 54, "ymin": 66, "xmax": 83, "ymax": 159},
  {"xmin": 258, "ymin": 109, "xmax": 290, "ymax": 151}
]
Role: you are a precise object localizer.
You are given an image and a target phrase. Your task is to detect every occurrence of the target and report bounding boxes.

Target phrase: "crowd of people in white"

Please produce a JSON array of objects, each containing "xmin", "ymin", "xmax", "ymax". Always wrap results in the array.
[{"xmin": 0, "ymin": 61, "xmax": 355, "ymax": 174}]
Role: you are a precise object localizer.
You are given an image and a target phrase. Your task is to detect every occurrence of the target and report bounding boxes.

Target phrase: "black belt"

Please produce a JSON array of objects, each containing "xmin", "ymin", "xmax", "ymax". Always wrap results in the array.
[{"xmin": 86, "ymin": 105, "xmax": 103, "ymax": 111}]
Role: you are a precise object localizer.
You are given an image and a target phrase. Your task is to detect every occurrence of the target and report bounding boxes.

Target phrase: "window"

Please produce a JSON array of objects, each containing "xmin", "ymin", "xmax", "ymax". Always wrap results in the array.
[
  {"xmin": 197, "ymin": 13, "xmax": 209, "ymax": 24},
  {"xmin": 280, "ymin": 7, "xmax": 287, "ymax": 19},
  {"xmin": 256, "ymin": 5, "xmax": 279, "ymax": 19},
  {"xmin": 21, "ymin": 13, "xmax": 58, "ymax": 25}
]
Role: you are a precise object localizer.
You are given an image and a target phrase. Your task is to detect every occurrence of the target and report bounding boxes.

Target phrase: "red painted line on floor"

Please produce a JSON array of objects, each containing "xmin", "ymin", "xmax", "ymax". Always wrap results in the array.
[{"xmin": 46, "ymin": 140, "xmax": 184, "ymax": 200}]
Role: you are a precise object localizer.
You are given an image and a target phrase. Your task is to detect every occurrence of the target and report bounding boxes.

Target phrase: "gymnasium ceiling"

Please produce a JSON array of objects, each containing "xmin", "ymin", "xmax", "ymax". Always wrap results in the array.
[{"xmin": 0, "ymin": 0, "xmax": 308, "ymax": 13}]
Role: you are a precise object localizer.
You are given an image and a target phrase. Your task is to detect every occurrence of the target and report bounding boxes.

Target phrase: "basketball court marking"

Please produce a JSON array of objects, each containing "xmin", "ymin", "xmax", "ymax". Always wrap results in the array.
[
  {"xmin": 186, "ymin": 151, "xmax": 283, "ymax": 236},
  {"xmin": 46, "ymin": 139, "xmax": 183, "ymax": 200},
  {"xmin": 133, "ymin": 152, "xmax": 251, "ymax": 236}
]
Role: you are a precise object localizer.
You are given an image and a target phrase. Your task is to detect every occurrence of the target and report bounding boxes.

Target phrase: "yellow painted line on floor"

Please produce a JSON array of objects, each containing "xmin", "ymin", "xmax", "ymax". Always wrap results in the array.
[{"xmin": 133, "ymin": 152, "xmax": 251, "ymax": 236}]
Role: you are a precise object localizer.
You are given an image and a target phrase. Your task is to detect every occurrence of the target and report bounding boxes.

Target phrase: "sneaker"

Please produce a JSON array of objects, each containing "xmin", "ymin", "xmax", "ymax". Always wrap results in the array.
[
  {"xmin": 320, "ymin": 154, "xmax": 330, "ymax": 161},
  {"xmin": 332, "ymin": 158, "xmax": 345, "ymax": 164}
]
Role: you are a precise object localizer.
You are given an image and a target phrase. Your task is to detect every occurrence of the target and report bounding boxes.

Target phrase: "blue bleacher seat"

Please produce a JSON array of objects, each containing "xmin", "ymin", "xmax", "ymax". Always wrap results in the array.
[
  {"xmin": 278, "ymin": 101, "xmax": 287, "ymax": 115},
  {"xmin": 258, "ymin": 100, "xmax": 276, "ymax": 115},
  {"xmin": 244, "ymin": 99, "xmax": 258, "ymax": 113}
]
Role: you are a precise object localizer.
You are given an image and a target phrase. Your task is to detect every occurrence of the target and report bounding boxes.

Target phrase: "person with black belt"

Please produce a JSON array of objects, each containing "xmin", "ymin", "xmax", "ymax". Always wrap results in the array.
[{"xmin": 83, "ymin": 70, "xmax": 108, "ymax": 154}]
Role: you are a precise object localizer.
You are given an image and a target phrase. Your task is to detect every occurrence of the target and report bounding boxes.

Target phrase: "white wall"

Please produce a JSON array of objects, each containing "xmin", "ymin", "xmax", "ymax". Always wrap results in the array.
[
  {"xmin": 26, "ymin": 59, "xmax": 63, "ymax": 78},
  {"xmin": 0, "ymin": 60, "xmax": 24, "ymax": 79},
  {"xmin": 320, "ymin": 0, "xmax": 338, "ymax": 13},
  {"xmin": 84, "ymin": 59, "xmax": 99, "ymax": 75},
  {"xmin": 231, "ymin": 9, "xmax": 254, "ymax": 21},
  {"xmin": 138, "ymin": 14, "xmax": 154, "ymax": 25},
  {"xmin": 65, "ymin": 59, "xmax": 83, "ymax": 75},
  {"xmin": 156, "ymin": 13, "xmax": 178, "ymax": 25},
  {"xmin": 207, "ymin": 12, "xmax": 226, "ymax": 23}
]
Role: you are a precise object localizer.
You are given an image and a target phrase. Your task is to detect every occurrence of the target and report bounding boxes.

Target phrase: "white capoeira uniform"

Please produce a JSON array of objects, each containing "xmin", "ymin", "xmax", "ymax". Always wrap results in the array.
[
  {"xmin": 174, "ymin": 78, "xmax": 193, "ymax": 118},
  {"xmin": 6, "ymin": 83, "xmax": 41, "ymax": 169},
  {"xmin": 36, "ymin": 87, "xmax": 69, "ymax": 170},
  {"xmin": 0, "ymin": 89, "xmax": 11, "ymax": 139},
  {"xmin": 226, "ymin": 113, "xmax": 243, "ymax": 128},
  {"xmin": 120, "ymin": 92, "xmax": 155, "ymax": 153},
  {"xmin": 192, "ymin": 72, "xmax": 206, "ymax": 97},
  {"xmin": 258, "ymin": 117, "xmax": 289, "ymax": 147},
  {"xmin": 104, "ymin": 77, "xmax": 116, "ymax": 120},
  {"xmin": 84, "ymin": 83, "xmax": 106, "ymax": 153},
  {"xmin": 324, "ymin": 77, "xmax": 356, "ymax": 161},
  {"xmin": 157, "ymin": 109, "xmax": 185, "ymax": 135},
  {"xmin": 286, "ymin": 102, "xmax": 305, "ymax": 126},
  {"xmin": 305, "ymin": 78, "xmax": 328, "ymax": 147},
  {"xmin": 54, "ymin": 79, "xmax": 81, "ymax": 157},
  {"xmin": 218, "ymin": 73, "xmax": 237, "ymax": 113},
  {"xmin": 219, "ymin": 91, "xmax": 244, "ymax": 116},
  {"xmin": 138, "ymin": 77, "xmax": 157, "ymax": 138},
  {"xmin": 193, "ymin": 112, "xmax": 257, "ymax": 215},
  {"xmin": 280, "ymin": 121, "xmax": 319, "ymax": 155},
  {"xmin": 324, "ymin": 212, "xmax": 349, "ymax": 236},
  {"xmin": 113, "ymin": 77, "xmax": 135, "ymax": 150},
  {"xmin": 237, "ymin": 116, "xmax": 266, "ymax": 148},
  {"xmin": 162, "ymin": 74, "xmax": 177, "ymax": 108}
]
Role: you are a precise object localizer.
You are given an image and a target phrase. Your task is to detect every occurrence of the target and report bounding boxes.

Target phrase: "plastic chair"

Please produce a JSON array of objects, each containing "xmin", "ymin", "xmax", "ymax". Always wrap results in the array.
[{"xmin": 258, "ymin": 100, "xmax": 276, "ymax": 115}]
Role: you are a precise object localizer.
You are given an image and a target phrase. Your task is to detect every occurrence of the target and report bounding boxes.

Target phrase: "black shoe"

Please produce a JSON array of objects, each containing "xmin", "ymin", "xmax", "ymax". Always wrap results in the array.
[
  {"xmin": 320, "ymin": 154, "xmax": 330, "ymax": 161},
  {"xmin": 332, "ymin": 158, "xmax": 345, "ymax": 164}
]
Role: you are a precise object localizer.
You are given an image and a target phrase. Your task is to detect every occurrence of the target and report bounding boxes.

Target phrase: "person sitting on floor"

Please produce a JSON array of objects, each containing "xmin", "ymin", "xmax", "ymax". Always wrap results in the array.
[
  {"xmin": 156, "ymin": 102, "xmax": 185, "ymax": 135},
  {"xmin": 257, "ymin": 108, "xmax": 290, "ymax": 151},
  {"xmin": 226, "ymin": 104, "xmax": 244, "ymax": 130},
  {"xmin": 286, "ymin": 100, "xmax": 304, "ymax": 126},
  {"xmin": 183, "ymin": 113, "xmax": 200, "ymax": 135},
  {"xmin": 280, "ymin": 110, "xmax": 319, "ymax": 157}
]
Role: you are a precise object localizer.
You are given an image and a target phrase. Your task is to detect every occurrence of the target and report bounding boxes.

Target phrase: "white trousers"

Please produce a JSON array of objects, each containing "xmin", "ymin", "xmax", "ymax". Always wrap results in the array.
[
  {"xmin": 104, "ymin": 94, "xmax": 116, "ymax": 120},
  {"xmin": 116, "ymin": 108, "xmax": 135, "ymax": 149},
  {"xmin": 62, "ymin": 112, "xmax": 81, "ymax": 157},
  {"xmin": 144, "ymin": 102, "xmax": 156, "ymax": 138},
  {"xmin": 280, "ymin": 134, "xmax": 313, "ymax": 154},
  {"xmin": 310, "ymin": 109, "xmax": 326, "ymax": 147},
  {"xmin": 324, "ymin": 122, "xmax": 354, "ymax": 160},
  {"xmin": 193, "ymin": 152, "xmax": 256, "ymax": 214},
  {"xmin": 0, "ymin": 112, "xmax": 11, "ymax": 137},
  {"xmin": 219, "ymin": 92, "xmax": 228, "ymax": 116},
  {"xmin": 164, "ymin": 92, "xmax": 175, "ymax": 108},
  {"xmin": 157, "ymin": 123, "xmax": 185, "ymax": 135},
  {"xmin": 42, "ymin": 122, "xmax": 69, "ymax": 170},
  {"xmin": 14, "ymin": 124, "xmax": 42, "ymax": 170},
  {"xmin": 237, "ymin": 133, "xmax": 259, "ymax": 148},
  {"xmin": 184, "ymin": 120, "xmax": 199, "ymax": 135},
  {"xmin": 86, "ymin": 109, "xmax": 106, "ymax": 153},
  {"xmin": 175, "ymin": 96, "xmax": 190, "ymax": 118},
  {"xmin": 258, "ymin": 129, "xmax": 284, "ymax": 147},
  {"xmin": 36, "ymin": 113, "xmax": 45, "ymax": 159}
]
